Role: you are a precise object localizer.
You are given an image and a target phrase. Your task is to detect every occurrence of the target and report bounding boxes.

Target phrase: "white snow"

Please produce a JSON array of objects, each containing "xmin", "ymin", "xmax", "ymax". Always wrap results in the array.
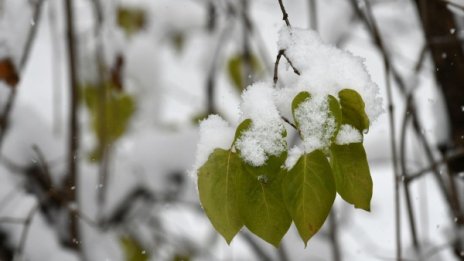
[
  {"xmin": 192, "ymin": 115, "xmax": 235, "ymax": 173},
  {"xmin": 277, "ymin": 26, "xmax": 383, "ymax": 123},
  {"xmin": 335, "ymin": 124, "xmax": 363, "ymax": 145},
  {"xmin": 285, "ymin": 145, "xmax": 304, "ymax": 170},
  {"xmin": 0, "ymin": 0, "xmax": 454, "ymax": 260},
  {"xmin": 235, "ymin": 82, "xmax": 286, "ymax": 166},
  {"xmin": 294, "ymin": 94, "xmax": 336, "ymax": 153},
  {"xmin": 0, "ymin": 0, "xmax": 33, "ymax": 65}
]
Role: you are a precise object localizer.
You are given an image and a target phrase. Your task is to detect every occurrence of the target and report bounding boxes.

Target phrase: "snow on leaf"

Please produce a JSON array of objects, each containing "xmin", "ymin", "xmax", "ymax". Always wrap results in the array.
[
  {"xmin": 235, "ymin": 83, "xmax": 287, "ymax": 166},
  {"xmin": 335, "ymin": 124, "xmax": 363, "ymax": 145},
  {"xmin": 192, "ymin": 115, "xmax": 235, "ymax": 174},
  {"xmin": 277, "ymin": 26, "xmax": 383, "ymax": 123},
  {"xmin": 292, "ymin": 92, "xmax": 336, "ymax": 153}
]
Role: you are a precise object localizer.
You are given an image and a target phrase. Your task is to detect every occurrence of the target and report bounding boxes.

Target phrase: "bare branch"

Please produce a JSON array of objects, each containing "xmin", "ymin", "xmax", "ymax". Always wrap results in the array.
[
  {"xmin": 273, "ymin": 50, "xmax": 300, "ymax": 86},
  {"xmin": 350, "ymin": 0, "xmax": 403, "ymax": 258},
  {"xmin": 0, "ymin": 217, "xmax": 27, "ymax": 225},
  {"xmin": 277, "ymin": 0, "xmax": 291, "ymax": 27},
  {"xmin": 64, "ymin": 0, "xmax": 81, "ymax": 250},
  {"xmin": 13, "ymin": 205, "xmax": 38, "ymax": 261},
  {"xmin": 0, "ymin": 0, "xmax": 45, "ymax": 154}
]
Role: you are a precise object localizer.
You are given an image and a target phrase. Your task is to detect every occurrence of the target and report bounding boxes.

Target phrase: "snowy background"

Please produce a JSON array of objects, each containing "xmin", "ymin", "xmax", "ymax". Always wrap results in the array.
[{"xmin": 0, "ymin": 0, "xmax": 462, "ymax": 260}]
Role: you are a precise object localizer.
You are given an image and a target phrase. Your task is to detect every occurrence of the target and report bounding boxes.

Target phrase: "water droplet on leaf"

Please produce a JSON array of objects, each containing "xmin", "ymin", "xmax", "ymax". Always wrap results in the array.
[{"xmin": 257, "ymin": 175, "xmax": 269, "ymax": 184}]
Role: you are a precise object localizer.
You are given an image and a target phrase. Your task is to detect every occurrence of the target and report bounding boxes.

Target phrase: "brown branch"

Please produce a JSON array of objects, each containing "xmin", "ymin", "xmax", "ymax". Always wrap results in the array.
[
  {"xmin": 282, "ymin": 52, "xmax": 301, "ymax": 76},
  {"xmin": 273, "ymin": 50, "xmax": 300, "ymax": 86},
  {"xmin": 350, "ymin": 0, "xmax": 402, "ymax": 258},
  {"xmin": 64, "ymin": 0, "xmax": 80, "ymax": 251},
  {"xmin": 398, "ymin": 94, "xmax": 421, "ymax": 253},
  {"xmin": 406, "ymin": 149, "xmax": 464, "ymax": 183},
  {"xmin": 89, "ymin": 0, "xmax": 112, "ymax": 220},
  {"xmin": 13, "ymin": 205, "xmax": 38, "ymax": 261},
  {"xmin": 281, "ymin": 116, "xmax": 297, "ymax": 130},
  {"xmin": 273, "ymin": 50, "xmax": 284, "ymax": 85},
  {"xmin": 277, "ymin": 0, "xmax": 291, "ymax": 27}
]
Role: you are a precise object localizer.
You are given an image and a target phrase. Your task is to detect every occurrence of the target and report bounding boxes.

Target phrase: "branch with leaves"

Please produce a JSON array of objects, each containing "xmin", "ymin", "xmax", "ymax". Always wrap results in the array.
[{"xmin": 192, "ymin": 0, "xmax": 378, "ymax": 249}]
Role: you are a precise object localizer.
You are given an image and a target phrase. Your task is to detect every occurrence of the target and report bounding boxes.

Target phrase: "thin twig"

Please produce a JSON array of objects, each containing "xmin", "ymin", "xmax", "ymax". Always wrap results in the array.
[
  {"xmin": 88, "ymin": 0, "xmax": 113, "ymax": 217},
  {"xmin": 406, "ymin": 149, "xmax": 464, "ymax": 182},
  {"xmin": 277, "ymin": 0, "xmax": 291, "ymax": 27},
  {"xmin": 64, "ymin": 0, "xmax": 81, "ymax": 250},
  {"xmin": 351, "ymin": 0, "xmax": 402, "ymax": 258},
  {"xmin": 0, "ymin": 217, "xmax": 27, "ymax": 224},
  {"xmin": 282, "ymin": 52, "xmax": 301, "ymax": 76},
  {"xmin": 205, "ymin": 16, "xmax": 235, "ymax": 114},
  {"xmin": 0, "ymin": 0, "xmax": 45, "ymax": 153},
  {"xmin": 273, "ymin": 50, "xmax": 284, "ymax": 85},
  {"xmin": 273, "ymin": 50, "xmax": 300, "ymax": 86},
  {"xmin": 399, "ymin": 94, "xmax": 421, "ymax": 255},
  {"xmin": 397, "ymin": 44, "xmax": 429, "ymax": 255},
  {"xmin": 13, "ymin": 205, "xmax": 38, "ymax": 261}
]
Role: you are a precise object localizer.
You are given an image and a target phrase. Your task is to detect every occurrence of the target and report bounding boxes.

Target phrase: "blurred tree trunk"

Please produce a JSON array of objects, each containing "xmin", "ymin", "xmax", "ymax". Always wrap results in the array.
[
  {"xmin": 414, "ymin": 1, "xmax": 464, "ymax": 259},
  {"xmin": 414, "ymin": 0, "xmax": 464, "ymax": 172}
]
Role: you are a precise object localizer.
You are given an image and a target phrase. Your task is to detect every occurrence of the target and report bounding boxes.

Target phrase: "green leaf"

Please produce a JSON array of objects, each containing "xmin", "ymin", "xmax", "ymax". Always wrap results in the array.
[
  {"xmin": 198, "ymin": 149, "xmax": 243, "ymax": 244},
  {"xmin": 338, "ymin": 89, "xmax": 369, "ymax": 131},
  {"xmin": 233, "ymin": 119, "xmax": 253, "ymax": 146},
  {"xmin": 328, "ymin": 95, "xmax": 342, "ymax": 140},
  {"xmin": 282, "ymin": 150, "xmax": 336, "ymax": 245},
  {"xmin": 117, "ymin": 7, "xmax": 146, "ymax": 37},
  {"xmin": 171, "ymin": 32, "xmax": 185, "ymax": 53},
  {"xmin": 172, "ymin": 255, "xmax": 190, "ymax": 261},
  {"xmin": 227, "ymin": 54, "xmax": 262, "ymax": 92},
  {"xmin": 227, "ymin": 56, "xmax": 242, "ymax": 91},
  {"xmin": 82, "ymin": 84, "xmax": 135, "ymax": 161},
  {"xmin": 238, "ymin": 153, "xmax": 291, "ymax": 247},
  {"xmin": 330, "ymin": 143, "xmax": 372, "ymax": 211},
  {"xmin": 191, "ymin": 112, "xmax": 210, "ymax": 125},
  {"xmin": 291, "ymin": 91, "xmax": 311, "ymax": 128},
  {"xmin": 120, "ymin": 235, "xmax": 149, "ymax": 261}
]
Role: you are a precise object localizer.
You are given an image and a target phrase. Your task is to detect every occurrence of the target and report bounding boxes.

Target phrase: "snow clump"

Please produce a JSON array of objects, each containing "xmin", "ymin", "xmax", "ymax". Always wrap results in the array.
[
  {"xmin": 235, "ymin": 82, "xmax": 287, "ymax": 167},
  {"xmin": 294, "ymin": 95, "xmax": 336, "ymax": 153},
  {"xmin": 192, "ymin": 115, "xmax": 235, "ymax": 174},
  {"xmin": 277, "ymin": 26, "xmax": 383, "ymax": 122},
  {"xmin": 335, "ymin": 124, "xmax": 363, "ymax": 145}
]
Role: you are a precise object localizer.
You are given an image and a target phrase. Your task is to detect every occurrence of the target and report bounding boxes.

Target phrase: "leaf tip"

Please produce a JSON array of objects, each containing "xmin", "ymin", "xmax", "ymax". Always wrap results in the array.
[
  {"xmin": 224, "ymin": 235, "xmax": 235, "ymax": 245},
  {"xmin": 354, "ymin": 203, "xmax": 371, "ymax": 212}
]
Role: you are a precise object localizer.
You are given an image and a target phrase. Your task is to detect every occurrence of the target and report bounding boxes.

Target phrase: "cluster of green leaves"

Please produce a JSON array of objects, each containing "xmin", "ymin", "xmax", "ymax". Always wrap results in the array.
[
  {"xmin": 197, "ymin": 89, "xmax": 372, "ymax": 247},
  {"xmin": 82, "ymin": 83, "xmax": 135, "ymax": 161}
]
